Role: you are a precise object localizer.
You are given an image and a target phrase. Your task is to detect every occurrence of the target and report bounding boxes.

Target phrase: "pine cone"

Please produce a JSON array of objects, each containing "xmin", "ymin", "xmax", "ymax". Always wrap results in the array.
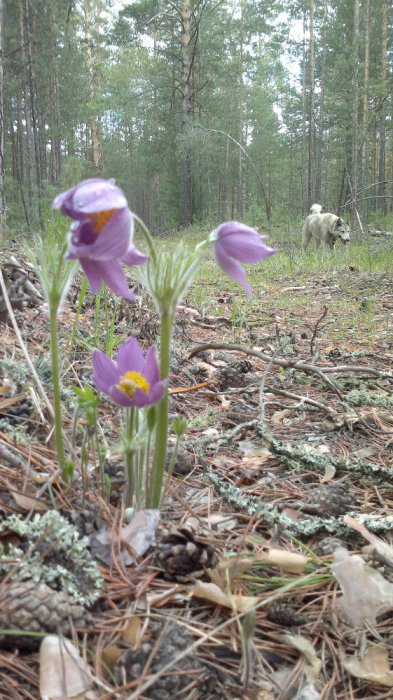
[
  {"xmin": 300, "ymin": 482, "xmax": 354, "ymax": 518},
  {"xmin": 215, "ymin": 360, "xmax": 256, "ymax": 391},
  {"xmin": 0, "ymin": 580, "xmax": 90, "ymax": 650},
  {"xmin": 114, "ymin": 621, "xmax": 214, "ymax": 698},
  {"xmin": 69, "ymin": 499, "xmax": 102, "ymax": 537},
  {"xmin": 157, "ymin": 527, "xmax": 217, "ymax": 581},
  {"xmin": 265, "ymin": 599, "xmax": 308, "ymax": 627}
]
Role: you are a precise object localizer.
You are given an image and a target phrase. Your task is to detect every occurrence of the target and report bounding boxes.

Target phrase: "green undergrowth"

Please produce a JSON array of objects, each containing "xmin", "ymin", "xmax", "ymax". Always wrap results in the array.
[{"xmin": 179, "ymin": 228, "xmax": 393, "ymax": 306}]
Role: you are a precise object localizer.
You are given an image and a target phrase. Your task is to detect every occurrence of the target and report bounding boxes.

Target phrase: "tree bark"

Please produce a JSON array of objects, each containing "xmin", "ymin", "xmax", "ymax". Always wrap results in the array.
[
  {"xmin": 301, "ymin": 6, "xmax": 307, "ymax": 213},
  {"xmin": 83, "ymin": 0, "xmax": 103, "ymax": 174},
  {"xmin": 49, "ymin": 7, "xmax": 61, "ymax": 185},
  {"xmin": 315, "ymin": 0, "xmax": 327, "ymax": 204},
  {"xmin": 377, "ymin": 0, "xmax": 388, "ymax": 214},
  {"xmin": 179, "ymin": 0, "xmax": 193, "ymax": 226},
  {"xmin": 0, "ymin": 0, "xmax": 5, "ymax": 236},
  {"xmin": 18, "ymin": 1, "xmax": 34, "ymax": 210},
  {"xmin": 237, "ymin": 0, "xmax": 244, "ymax": 218},
  {"xmin": 307, "ymin": 0, "xmax": 315, "ymax": 208},
  {"xmin": 350, "ymin": 0, "xmax": 360, "ymax": 229},
  {"xmin": 24, "ymin": 0, "xmax": 45, "ymax": 230},
  {"xmin": 359, "ymin": 0, "xmax": 370, "ymax": 211}
]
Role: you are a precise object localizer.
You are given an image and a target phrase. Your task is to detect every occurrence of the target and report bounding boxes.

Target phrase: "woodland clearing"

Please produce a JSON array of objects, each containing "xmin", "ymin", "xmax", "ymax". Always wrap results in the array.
[{"xmin": 0, "ymin": 230, "xmax": 393, "ymax": 699}]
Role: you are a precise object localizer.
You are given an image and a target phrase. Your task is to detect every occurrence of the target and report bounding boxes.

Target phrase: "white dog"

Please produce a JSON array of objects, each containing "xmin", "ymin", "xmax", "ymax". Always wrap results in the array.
[
  {"xmin": 302, "ymin": 207, "xmax": 350, "ymax": 251},
  {"xmin": 309, "ymin": 203, "xmax": 324, "ymax": 215}
]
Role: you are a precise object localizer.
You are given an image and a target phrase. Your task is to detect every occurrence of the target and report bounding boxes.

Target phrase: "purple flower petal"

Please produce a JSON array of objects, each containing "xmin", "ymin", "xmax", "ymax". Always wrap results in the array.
[
  {"xmin": 148, "ymin": 380, "xmax": 166, "ymax": 404},
  {"xmin": 87, "ymin": 208, "xmax": 133, "ymax": 260},
  {"xmin": 74, "ymin": 220, "xmax": 97, "ymax": 246},
  {"xmin": 122, "ymin": 246, "xmax": 149, "ymax": 266},
  {"xmin": 214, "ymin": 246, "xmax": 253, "ymax": 296},
  {"xmin": 92, "ymin": 350, "xmax": 119, "ymax": 393},
  {"xmin": 144, "ymin": 346, "xmax": 160, "ymax": 385},
  {"xmin": 215, "ymin": 223, "xmax": 277, "ymax": 263},
  {"xmin": 67, "ymin": 209, "xmax": 133, "ymax": 262},
  {"xmin": 116, "ymin": 337, "xmax": 145, "ymax": 375},
  {"xmin": 211, "ymin": 221, "xmax": 278, "ymax": 294},
  {"xmin": 57, "ymin": 178, "xmax": 127, "ymax": 217},
  {"xmin": 92, "ymin": 336, "xmax": 164, "ymax": 409},
  {"xmin": 81, "ymin": 258, "xmax": 135, "ymax": 299},
  {"xmin": 80, "ymin": 258, "xmax": 103, "ymax": 293},
  {"xmin": 109, "ymin": 385, "xmax": 134, "ymax": 407},
  {"xmin": 53, "ymin": 179, "xmax": 106, "ymax": 219},
  {"xmin": 55, "ymin": 178, "xmax": 147, "ymax": 299},
  {"xmin": 132, "ymin": 387, "xmax": 151, "ymax": 408},
  {"xmin": 72, "ymin": 179, "xmax": 127, "ymax": 214},
  {"xmin": 97, "ymin": 260, "xmax": 135, "ymax": 299}
]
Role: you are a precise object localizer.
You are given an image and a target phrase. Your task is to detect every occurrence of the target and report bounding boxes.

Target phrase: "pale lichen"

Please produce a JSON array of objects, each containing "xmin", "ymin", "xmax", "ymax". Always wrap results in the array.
[
  {"xmin": 197, "ymin": 424, "xmax": 393, "ymax": 538},
  {"xmin": 346, "ymin": 388, "xmax": 393, "ymax": 409},
  {"xmin": 0, "ymin": 511, "xmax": 102, "ymax": 605}
]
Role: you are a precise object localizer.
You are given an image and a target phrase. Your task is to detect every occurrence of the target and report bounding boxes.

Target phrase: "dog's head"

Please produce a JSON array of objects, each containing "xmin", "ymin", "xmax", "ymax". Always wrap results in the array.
[{"xmin": 334, "ymin": 217, "xmax": 350, "ymax": 246}]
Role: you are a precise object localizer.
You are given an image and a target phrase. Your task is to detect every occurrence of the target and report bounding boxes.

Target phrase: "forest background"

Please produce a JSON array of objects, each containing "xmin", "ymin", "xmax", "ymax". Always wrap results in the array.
[{"xmin": 0, "ymin": 0, "xmax": 392, "ymax": 237}]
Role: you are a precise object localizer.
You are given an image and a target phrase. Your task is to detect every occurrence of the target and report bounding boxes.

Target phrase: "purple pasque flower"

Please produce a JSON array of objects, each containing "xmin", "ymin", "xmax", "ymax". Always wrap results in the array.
[
  {"xmin": 92, "ymin": 336, "xmax": 166, "ymax": 408},
  {"xmin": 53, "ymin": 178, "xmax": 147, "ymax": 299},
  {"xmin": 210, "ymin": 221, "xmax": 277, "ymax": 295}
]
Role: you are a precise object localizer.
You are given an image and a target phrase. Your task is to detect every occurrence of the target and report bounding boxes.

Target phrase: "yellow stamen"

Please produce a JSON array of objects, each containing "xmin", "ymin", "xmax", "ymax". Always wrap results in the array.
[
  {"xmin": 118, "ymin": 371, "xmax": 150, "ymax": 399},
  {"xmin": 90, "ymin": 208, "xmax": 117, "ymax": 234}
]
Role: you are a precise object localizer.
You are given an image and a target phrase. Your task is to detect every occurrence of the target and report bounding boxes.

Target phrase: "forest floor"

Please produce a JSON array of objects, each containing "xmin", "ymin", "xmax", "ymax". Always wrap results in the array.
[{"xmin": 0, "ymin": 231, "xmax": 393, "ymax": 699}]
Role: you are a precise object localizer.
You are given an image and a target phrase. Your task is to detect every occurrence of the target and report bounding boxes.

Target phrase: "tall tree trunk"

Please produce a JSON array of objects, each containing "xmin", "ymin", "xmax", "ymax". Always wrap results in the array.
[
  {"xmin": 359, "ymin": 0, "xmax": 370, "ymax": 213},
  {"xmin": 83, "ymin": 0, "xmax": 103, "ymax": 174},
  {"xmin": 0, "ymin": 0, "xmax": 5, "ymax": 236},
  {"xmin": 49, "ymin": 7, "xmax": 61, "ymax": 185},
  {"xmin": 315, "ymin": 0, "xmax": 327, "ymax": 204},
  {"xmin": 350, "ymin": 0, "xmax": 360, "ymax": 229},
  {"xmin": 237, "ymin": 1, "xmax": 244, "ymax": 218},
  {"xmin": 24, "ymin": 0, "xmax": 44, "ymax": 230},
  {"xmin": 371, "ymin": 126, "xmax": 377, "ymax": 210},
  {"xmin": 301, "ymin": 6, "xmax": 307, "ymax": 213},
  {"xmin": 10, "ymin": 113, "xmax": 30, "ymax": 230},
  {"xmin": 377, "ymin": 0, "xmax": 388, "ymax": 214},
  {"xmin": 18, "ymin": 1, "xmax": 34, "ymax": 210},
  {"xmin": 307, "ymin": 0, "xmax": 315, "ymax": 208},
  {"xmin": 179, "ymin": 0, "xmax": 192, "ymax": 226},
  {"xmin": 16, "ymin": 100, "xmax": 24, "ymax": 185}
]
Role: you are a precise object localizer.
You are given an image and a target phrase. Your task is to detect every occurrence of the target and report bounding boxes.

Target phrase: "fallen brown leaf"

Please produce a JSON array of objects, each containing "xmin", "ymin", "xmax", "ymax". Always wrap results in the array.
[
  {"xmin": 342, "ymin": 643, "xmax": 393, "ymax": 686},
  {"xmin": 190, "ymin": 580, "xmax": 259, "ymax": 612}
]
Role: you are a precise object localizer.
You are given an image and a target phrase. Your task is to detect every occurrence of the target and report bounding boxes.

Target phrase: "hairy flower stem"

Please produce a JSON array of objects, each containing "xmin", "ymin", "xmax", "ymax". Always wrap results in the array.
[
  {"xmin": 125, "ymin": 407, "xmax": 137, "ymax": 506},
  {"xmin": 69, "ymin": 276, "xmax": 88, "ymax": 360},
  {"xmin": 149, "ymin": 310, "xmax": 172, "ymax": 507},
  {"xmin": 133, "ymin": 213, "xmax": 158, "ymax": 266},
  {"xmin": 49, "ymin": 299, "xmax": 66, "ymax": 475}
]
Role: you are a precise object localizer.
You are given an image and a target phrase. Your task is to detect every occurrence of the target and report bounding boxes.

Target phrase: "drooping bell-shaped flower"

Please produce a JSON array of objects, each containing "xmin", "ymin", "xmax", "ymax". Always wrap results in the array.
[
  {"xmin": 210, "ymin": 221, "xmax": 277, "ymax": 295},
  {"xmin": 53, "ymin": 178, "xmax": 147, "ymax": 299},
  {"xmin": 92, "ymin": 336, "xmax": 166, "ymax": 408}
]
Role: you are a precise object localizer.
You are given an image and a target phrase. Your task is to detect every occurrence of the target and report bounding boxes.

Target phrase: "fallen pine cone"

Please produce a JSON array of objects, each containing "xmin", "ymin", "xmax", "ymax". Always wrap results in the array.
[
  {"xmin": 157, "ymin": 526, "xmax": 217, "ymax": 581},
  {"xmin": 283, "ymin": 481, "xmax": 355, "ymax": 519},
  {"xmin": 214, "ymin": 360, "xmax": 256, "ymax": 391},
  {"xmin": 114, "ymin": 620, "xmax": 216, "ymax": 698},
  {"xmin": 265, "ymin": 599, "xmax": 308, "ymax": 627},
  {"xmin": 0, "ymin": 580, "xmax": 90, "ymax": 650},
  {"xmin": 300, "ymin": 481, "xmax": 354, "ymax": 517}
]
